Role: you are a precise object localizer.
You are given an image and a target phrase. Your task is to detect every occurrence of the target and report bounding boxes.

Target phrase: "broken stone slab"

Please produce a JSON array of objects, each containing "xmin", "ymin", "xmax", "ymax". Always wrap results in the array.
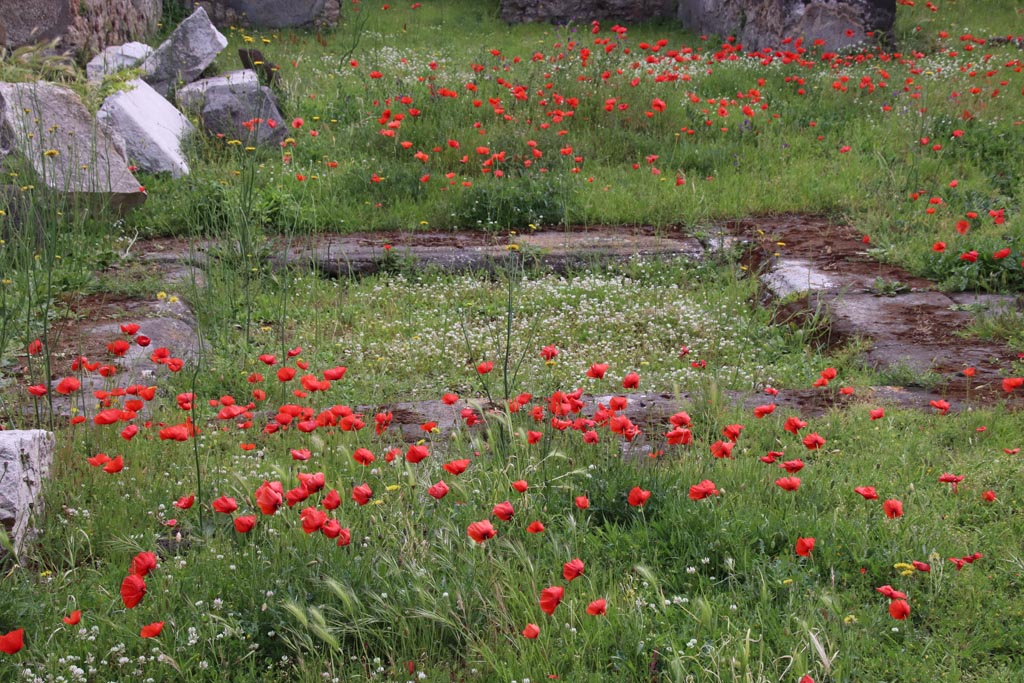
[
  {"xmin": 761, "ymin": 258, "xmax": 838, "ymax": 299},
  {"xmin": 40, "ymin": 300, "xmax": 204, "ymax": 421},
  {"xmin": 500, "ymin": 0, "xmax": 673, "ymax": 24},
  {"xmin": 676, "ymin": 0, "xmax": 896, "ymax": 52},
  {"xmin": 141, "ymin": 7, "xmax": 228, "ymax": 98},
  {"xmin": 177, "ymin": 70, "xmax": 285, "ymax": 145},
  {"xmin": 86, "ymin": 41, "xmax": 154, "ymax": 81},
  {"xmin": 97, "ymin": 79, "xmax": 194, "ymax": 177},
  {"xmin": 0, "ymin": 81, "xmax": 146, "ymax": 214},
  {"xmin": 277, "ymin": 231, "xmax": 705, "ymax": 278},
  {"xmin": 0, "ymin": 430, "xmax": 54, "ymax": 557},
  {"xmin": 191, "ymin": 0, "xmax": 336, "ymax": 28}
]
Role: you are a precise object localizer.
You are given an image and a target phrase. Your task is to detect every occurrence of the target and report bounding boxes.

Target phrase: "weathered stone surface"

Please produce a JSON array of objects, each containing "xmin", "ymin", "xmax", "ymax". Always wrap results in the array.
[
  {"xmin": 177, "ymin": 69, "xmax": 259, "ymax": 108},
  {"xmin": 677, "ymin": 0, "xmax": 896, "ymax": 51},
  {"xmin": 0, "ymin": 430, "xmax": 54, "ymax": 555},
  {"xmin": 97, "ymin": 79, "xmax": 194, "ymax": 177},
  {"xmin": 0, "ymin": 0, "xmax": 76, "ymax": 51},
  {"xmin": 142, "ymin": 7, "xmax": 228, "ymax": 97},
  {"xmin": 501, "ymin": 0, "xmax": 676, "ymax": 24},
  {"xmin": 177, "ymin": 70, "xmax": 286, "ymax": 145},
  {"xmin": 67, "ymin": 0, "xmax": 162, "ymax": 59},
  {"xmin": 761, "ymin": 258, "xmax": 837, "ymax": 298},
  {"xmin": 86, "ymin": 41, "xmax": 154, "ymax": 82},
  {"xmin": 0, "ymin": 0, "xmax": 160, "ymax": 61},
  {"xmin": 500, "ymin": 1, "xmax": 895, "ymax": 51},
  {"xmin": 275, "ymin": 229, "xmax": 705, "ymax": 278},
  {"xmin": 0, "ymin": 81, "xmax": 146, "ymax": 213},
  {"xmin": 185, "ymin": 0, "xmax": 340, "ymax": 28},
  {"xmin": 45, "ymin": 303, "xmax": 203, "ymax": 417}
]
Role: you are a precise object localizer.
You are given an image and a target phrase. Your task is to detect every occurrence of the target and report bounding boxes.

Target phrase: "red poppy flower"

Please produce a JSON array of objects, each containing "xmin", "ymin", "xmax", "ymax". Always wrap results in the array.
[
  {"xmin": 802, "ymin": 433, "xmax": 826, "ymax": 450},
  {"xmin": 722, "ymin": 424, "xmax": 744, "ymax": 442},
  {"xmin": 28, "ymin": 339, "xmax": 42, "ymax": 355},
  {"xmin": 212, "ymin": 496, "xmax": 238, "ymax": 514},
  {"xmin": 476, "ymin": 361, "xmax": 493, "ymax": 374},
  {"xmin": 174, "ymin": 494, "xmax": 195, "ymax": 510},
  {"xmin": 26, "ymin": 384, "xmax": 47, "ymax": 397},
  {"xmin": 522, "ymin": 623, "xmax": 540, "ymax": 639},
  {"xmin": 140, "ymin": 621, "xmax": 165, "ymax": 638},
  {"xmin": 467, "ymin": 520, "xmax": 496, "ymax": 543},
  {"xmin": 710, "ymin": 440, "xmax": 734, "ymax": 459},
  {"xmin": 889, "ymin": 599, "xmax": 910, "ymax": 620},
  {"xmin": 315, "ymin": 489, "xmax": 338, "ymax": 511},
  {"xmin": 55, "ymin": 377, "xmax": 81, "ymax": 394},
  {"xmin": 783, "ymin": 417, "xmax": 807, "ymax": 434},
  {"xmin": 442, "ymin": 392, "xmax": 459, "ymax": 404},
  {"xmin": 333, "ymin": 528, "xmax": 354, "ymax": 548},
  {"xmin": 666, "ymin": 427, "xmax": 692, "ymax": 445},
  {"xmin": 753, "ymin": 403, "xmax": 776, "ymax": 418},
  {"xmin": 1002, "ymin": 377, "xmax": 1024, "ymax": 393},
  {"xmin": 586, "ymin": 598, "xmax": 607, "ymax": 616},
  {"xmin": 575, "ymin": 495, "xmax": 590, "ymax": 509},
  {"xmin": 234, "ymin": 516, "xmax": 256, "ymax": 533},
  {"xmin": 0, "ymin": 628, "xmax": 24, "ymax": 654},
  {"xmin": 587, "ymin": 363, "xmax": 608, "ymax": 379},
  {"xmin": 255, "ymin": 481, "xmax": 283, "ymax": 515},
  {"xmin": 352, "ymin": 484, "xmax": 373, "ymax": 506},
  {"xmin": 130, "ymin": 551, "xmax": 157, "ymax": 577},
  {"xmin": 527, "ymin": 520, "xmax": 545, "ymax": 533},
  {"xmin": 627, "ymin": 486, "xmax": 651, "ymax": 507},
  {"xmin": 103, "ymin": 455, "xmax": 124, "ymax": 473},
  {"xmin": 107, "ymin": 339, "xmax": 130, "ymax": 356},
  {"xmin": 406, "ymin": 445, "xmax": 429, "ymax": 464},
  {"xmin": 492, "ymin": 501, "xmax": 514, "ymax": 521},
  {"xmin": 443, "ymin": 459, "xmax": 470, "ymax": 475},
  {"xmin": 775, "ymin": 477, "xmax": 801, "ymax": 491},
  {"xmin": 869, "ymin": 408, "xmax": 885, "ymax": 420},
  {"xmin": 347, "ymin": 447, "xmax": 373, "ymax": 466},
  {"xmin": 622, "ymin": 372, "xmax": 640, "ymax": 389},
  {"xmin": 795, "ymin": 536, "xmax": 815, "ymax": 557},
  {"xmin": 428, "ymin": 481, "xmax": 450, "ymax": 500},
  {"xmin": 86, "ymin": 453, "xmax": 110, "ymax": 467},
  {"xmin": 120, "ymin": 574, "xmax": 147, "ymax": 608},
  {"xmin": 854, "ymin": 486, "xmax": 878, "ymax": 500},
  {"xmin": 689, "ymin": 480, "xmax": 719, "ymax": 500},
  {"xmin": 539, "ymin": 586, "xmax": 565, "ymax": 615},
  {"xmin": 883, "ymin": 499, "xmax": 904, "ymax": 519},
  {"xmin": 912, "ymin": 561, "xmax": 931, "ymax": 572},
  {"xmin": 982, "ymin": 490, "xmax": 996, "ymax": 502},
  {"xmin": 779, "ymin": 459, "xmax": 805, "ymax": 473},
  {"xmin": 563, "ymin": 558, "xmax": 585, "ymax": 581},
  {"xmin": 300, "ymin": 507, "xmax": 328, "ymax": 534},
  {"xmin": 938, "ymin": 472, "xmax": 964, "ymax": 492}
]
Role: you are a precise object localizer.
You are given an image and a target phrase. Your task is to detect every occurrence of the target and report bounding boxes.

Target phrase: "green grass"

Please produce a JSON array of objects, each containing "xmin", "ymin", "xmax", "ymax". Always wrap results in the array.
[
  {"xmin": 111, "ymin": 0, "xmax": 1024, "ymax": 293},
  {"xmin": 2, "ymin": 1, "xmax": 1024, "ymax": 681}
]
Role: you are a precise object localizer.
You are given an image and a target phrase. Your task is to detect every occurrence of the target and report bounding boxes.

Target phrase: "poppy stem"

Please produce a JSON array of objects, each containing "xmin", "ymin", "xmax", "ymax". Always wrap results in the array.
[{"xmin": 188, "ymin": 352, "xmax": 205, "ymax": 534}]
